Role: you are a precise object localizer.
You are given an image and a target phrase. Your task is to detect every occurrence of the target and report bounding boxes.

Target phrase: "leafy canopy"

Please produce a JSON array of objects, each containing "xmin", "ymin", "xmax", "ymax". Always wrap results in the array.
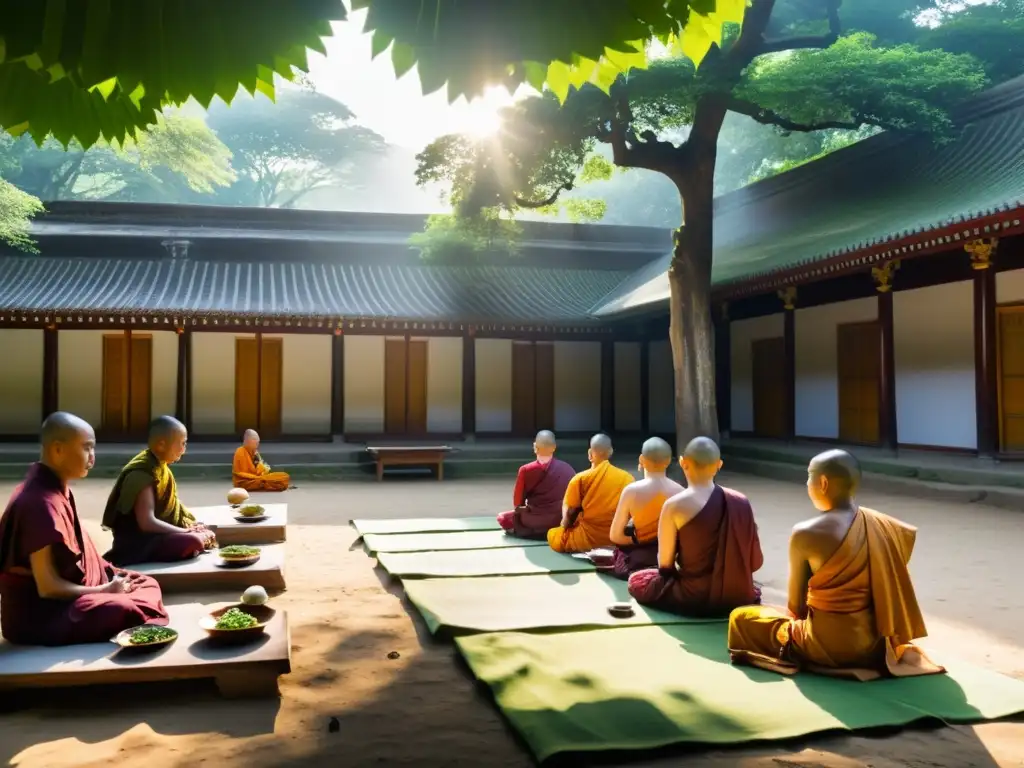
[{"xmin": 0, "ymin": 177, "xmax": 44, "ymax": 251}]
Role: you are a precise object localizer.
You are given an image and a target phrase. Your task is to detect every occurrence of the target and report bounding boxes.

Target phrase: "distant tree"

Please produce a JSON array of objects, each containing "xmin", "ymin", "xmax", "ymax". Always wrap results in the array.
[
  {"xmin": 206, "ymin": 89, "xmax": 386, "ymax": 208},
  {"xmin": 0, "ymin": 177, "xmax": 43, "ymax": 252},
  {"xmin": 918, "ymin": 0, "xmax": 1024, "ymax": 84}
]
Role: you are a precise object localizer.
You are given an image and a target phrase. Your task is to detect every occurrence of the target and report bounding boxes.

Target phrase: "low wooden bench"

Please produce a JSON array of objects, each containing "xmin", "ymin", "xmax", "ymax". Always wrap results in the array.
[
  {"xmin": 0, "ymin": 602, "xmax": 291, "ymax": 698},
  {"xmin": 366, "ymin": 445, "xmax": 452, "ymax": 481},
  {"xmin": 132, "ymin": 544, "xmax": 286, "ymax": 593},
  {"xmin": 193, "ymin": 503, "xmax": 288, "ymax": 546}
]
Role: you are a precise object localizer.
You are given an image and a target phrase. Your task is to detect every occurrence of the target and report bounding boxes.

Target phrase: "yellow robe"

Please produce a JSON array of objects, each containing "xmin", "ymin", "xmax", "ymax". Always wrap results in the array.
[
  {"xmin": 727, "ymin": 507, "xmax": 945, "ymax": 681},
  {"xmin": 232, "ymin": 447, "xmax": 290, "ymax": 492},
  {"xmin": 547, "ymin": 461, "xmax": 634, "ymax": 553}
]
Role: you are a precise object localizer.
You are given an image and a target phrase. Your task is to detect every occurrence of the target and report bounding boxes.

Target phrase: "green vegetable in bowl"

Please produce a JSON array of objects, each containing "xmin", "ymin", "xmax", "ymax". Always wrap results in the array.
[
  {"xmin": 239, "ymin": 504, "xmax": 265, "ymax": 517},
  {"xmin": 129, "ymin": 626, "xmax": 176, "ymax": 644},
  {"xmin": 219, "ymin": 545, "xmax": 260, "ymax": 558},
  {"xmin": 215, "ymin": 607, "xmax": 259, "ymax": 630}
]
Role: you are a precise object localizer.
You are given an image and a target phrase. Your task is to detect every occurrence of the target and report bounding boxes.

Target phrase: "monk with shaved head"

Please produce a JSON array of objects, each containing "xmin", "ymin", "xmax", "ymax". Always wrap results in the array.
[
  {"xmin": 102, "ymin": 415, "xmax": 213, "ymax": 566},
  {"xmin": 547, "ymin": 433, "xmax": 634, "ymax": 553},
  {"xmin": 605, "ymin": 437, "xmax": 683, "ymax": 578},
  {"xmin": 497, "ymin": 430, "xmax": 575, "ymax": 539},
  {"xmin": 232, "ymin": 429, "xmax": 292, "ymax": 492},
  {"xmin": 728, "ymin": 450, "xmax": 944, "ymax": 680},
  {"xmin": 628, "ymin": 436, "xmax": 763, "ymax": 616},
  {"xmin": 0, "ymin": 413, "xmax": 168, "ymax": 645}
]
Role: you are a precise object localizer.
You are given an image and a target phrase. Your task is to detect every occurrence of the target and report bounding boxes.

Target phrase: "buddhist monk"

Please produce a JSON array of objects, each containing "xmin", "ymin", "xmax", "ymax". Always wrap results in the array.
[
  {"xmin": 606, "ymin": 437, "xmax": 683, "ymax": 578},
  {"xmin": 728, "ymin": 450, "xmax": 945, "ymax": 680},
  {"xmin": 627, "ymin": 437, "xmax": 763, "ymax": 617},
  {"xmin": 497, "ymin": 430, "xmax": 575, "ymax": 539},
  {"xmin": 0, "ymin": 413, "xmax": 169, "ymax": 645},
  {"xmin": 102, "ymin": 415, "xmax": 214, "ymax": 566},
  {"xmin": 547, "ymin": 434, "xmax": 634, "ymax": 554},
  {"xmin": 232, "ymin": 429, "xmax": 292, "ymax": 492}
]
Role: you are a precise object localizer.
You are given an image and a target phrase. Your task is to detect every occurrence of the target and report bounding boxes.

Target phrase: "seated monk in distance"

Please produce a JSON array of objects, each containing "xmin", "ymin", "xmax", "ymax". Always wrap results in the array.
[
  {"xmin": 548, "ymin": 434, "xmax": 634, "ymax": 554},
  {"xmin": 0, "ymin": 413, "xmax": 169, "ymax": 645},
  {"xmin": 628, "ymin": 437, "xmax": 763, "ymax": 617},
  {"xmin": 232, "ymin": 429, "xmax": 292, "ymax": 492},
  {"xmin": 728, "ymin": 450, "xmax": 945, "ymax": 681},
  {"xmin": 497, "ymin": 430, "xmax": 575, "ymax": 539},
  {"xmin": 101, "ymin": 415, "xmax": 215, "ymax": 566},
  {"xmin": 606, "ymin": 437, "xmax": 683, "ymax": 578}
]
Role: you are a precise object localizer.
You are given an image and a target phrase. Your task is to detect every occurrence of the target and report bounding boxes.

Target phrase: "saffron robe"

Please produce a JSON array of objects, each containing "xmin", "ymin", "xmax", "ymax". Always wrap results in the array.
[
  {"xmin": 0, "ymin": 463, "xmax": 168, "ymax": 646},
  {"xmin": 497, "ymin": 458, "xmax": 575, "ymax": 539},
  {"xmin": 628, "ymin": 485, "xmax": 763, "ymax": 616},
  {"xmin": 232, "ymin": 447, "xmax": 291, "ymax": 492},
  {"xmin": 727, "ymin": 507, "xmax": 945, "ymax": 681},
  {"xmin": 609, "ymin": 490, "xmax": 671, "ymax": 579},
  {"xmin": 547, "ymin": 461, "xmax": 634, "ymax": 553},
  {"xmin": 101, "ymin": 450, "xmax": 205, "ymax": 566}
]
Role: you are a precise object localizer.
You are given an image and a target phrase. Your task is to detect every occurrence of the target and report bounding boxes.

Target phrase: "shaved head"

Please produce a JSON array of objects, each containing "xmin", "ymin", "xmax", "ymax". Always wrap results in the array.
[
  {"xmin": 534, "ymin": 430, "xmax": 556, "ymax": 448},
  {"xmin": 149, "ymin": 415, "xmax": 186, "ymax": 444},
  {"xmin": 244, "ymin": 429, "xmax": 259, "ymax": 441},
  {"xmin": 683, "ymin": 437, "xmax": 721, "ymax": 468},
  {"xmin": 641, "ymin": 437, "xmax": 672, "ymax": 464},
  {"xmin": 41, "ymin": 411, "xmax": 93, "ymax": 449},
  {"xmin": 148, "ymin": 415, "xmax": 188, "ymax": 464},
  {"xmin": 808, "ymin": 449, "xmax": 861, "ymax": 502},
  {"xmin": 40, "ymin": 411, "xmax": 95, "ymax": 480},
  {"xmin": 590, "ymin": 433, "xmax": 613, "ymax": 456}
]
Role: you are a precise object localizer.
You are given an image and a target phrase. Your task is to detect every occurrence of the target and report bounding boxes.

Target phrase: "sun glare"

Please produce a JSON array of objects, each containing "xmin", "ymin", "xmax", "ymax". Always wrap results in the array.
[{"xmin": 457, "ymin": 85, "xmax": 516, "ymax": 138}]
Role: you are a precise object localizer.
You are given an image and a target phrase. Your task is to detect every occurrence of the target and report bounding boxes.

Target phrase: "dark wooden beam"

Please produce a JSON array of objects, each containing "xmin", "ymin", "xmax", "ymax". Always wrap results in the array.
[
  {"xmin": 42, "ymin": 326, "xmax": 59, "ymax": 421},
  {"xmin": 783, "ymin": 291, "xmax": 796, "ymax": 441},
  {"xmin": 330, "ymin": 332, "xmax": 345, "ymax": 435},
  {"xmin": 462, "ymin": 334, "xmax": 476, "ymax": 437},
  {"xmin": 600, "ymin": 340, "xmax": 615, "ymax": 432},
  {"xmin": 184, "ymin": 328, "xmax": 193, "ymax": 432},
  {"xmin": 968, "ymin": 240, "xmax": 999, "ymax": 456},
  {"xmin": 175, "ymin": 328, "xmax": 188, "ymax": 423},
  {"xmin": 878, "ymin": 290, "xmax": 898, "ymax": 450},
  {"xmin": 714, "ymin": 305, "xmax": 731, "ymax": 437},
  {"xmin": 640, "ymin": 340, "xmax": 650, "ymax": 434}
]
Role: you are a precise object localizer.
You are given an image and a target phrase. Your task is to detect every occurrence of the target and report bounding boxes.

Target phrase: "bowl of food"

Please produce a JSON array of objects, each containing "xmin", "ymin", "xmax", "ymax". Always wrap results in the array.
[
  {"xmin": 216, "ymin": 544, "xmax": 261, "ymax": 567},
  {"xmin": 112, "ymin": 624, "xmax": 179, "ymax": 649},
  {"xmin": 233, "ymin": 504, "xmax": 267, "ymax": 524},
  {"xmin": 199, "ymin": 605, "xmax": 275, "ymax": 642},
  {"xmin": 227, "ymin": 487, "xmax": 250, "ymax": 507},
  {"xmin": 607, "ymin": 602, "xmax": 635, "ymax": 619}
]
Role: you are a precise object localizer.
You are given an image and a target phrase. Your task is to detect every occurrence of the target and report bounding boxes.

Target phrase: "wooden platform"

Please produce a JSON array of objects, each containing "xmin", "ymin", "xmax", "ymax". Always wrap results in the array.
[
  {"xmin": 193, "ymin": 503, "xmax": 288, "ymax": 546},
  {"xmin": 131, "ymin": 544, "xmax": 287, "ymax": 593},
  {"xmin": 366, "ymin": 445, "xmax": 452, "ymax": 481},
  {"xmin": 0, "ymin": 602, "xmax": 291, "ymax": 698}
]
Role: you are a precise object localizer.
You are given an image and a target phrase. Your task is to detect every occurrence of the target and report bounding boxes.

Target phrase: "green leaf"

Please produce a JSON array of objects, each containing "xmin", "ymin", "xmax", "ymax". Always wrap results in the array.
[{"xmin": 391, "ymin": 41, "xmax": 416, "ymax": 79}]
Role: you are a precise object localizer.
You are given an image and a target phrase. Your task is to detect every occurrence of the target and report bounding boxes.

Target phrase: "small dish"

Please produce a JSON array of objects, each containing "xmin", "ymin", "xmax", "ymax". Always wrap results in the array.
[
  {"xmin": 232, "ymin": 514, "xmax": 269, "ymax": 524},
  {"xmin": 111, "ymin": 624, "xmax": 179, "ymax": 649},
  {"xmin": 199, "ymin": 604, "xmax": 275, "ymax": 642},
  {"xmin": 217, "ymin": 545, "xmax": 262, "ymax": 568},
  {"xmin": 607, "ymin": 602, "xmax": 635, "ymax": 619}
]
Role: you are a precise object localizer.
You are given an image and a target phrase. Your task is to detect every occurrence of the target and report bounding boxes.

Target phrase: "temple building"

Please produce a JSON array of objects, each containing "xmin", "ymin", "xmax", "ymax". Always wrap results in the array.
[{"xmin": 0, "ymin": 75, "xmax": 1022, "ymax": 457}]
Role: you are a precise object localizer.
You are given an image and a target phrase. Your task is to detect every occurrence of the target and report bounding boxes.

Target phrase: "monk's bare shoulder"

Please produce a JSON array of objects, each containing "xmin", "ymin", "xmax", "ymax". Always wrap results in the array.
[
  {"xmin": 662, "ymin": 487, "xmax": 703, "ymax": 524},
  {"xmin": 790, "ymin": 513, "xmax": 853, "ymax": 558}
]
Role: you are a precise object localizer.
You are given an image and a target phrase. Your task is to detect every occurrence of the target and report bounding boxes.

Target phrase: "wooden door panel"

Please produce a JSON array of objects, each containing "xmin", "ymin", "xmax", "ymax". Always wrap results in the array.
[
  {"xmin": 534, "ymin": 342, "xmax": 555, "ymax": 432},
  {"xmin": 407, "ymin": 340, "xmax": 428, "ymax": 435},
  {"xmin": 511, "ymin": 342, "xmax": 536, "ymax": 436},
  {"xmin": 384, "ymin": 338, "xmax": 408, "ymax": 434},
  {"xmin": 1000, "ymin": 311, "xmax": 1024, "ymax": 450},
  {"xmin": 128, "ymin": 336, "xmax": 152, "ymax": 434},
  {"xmin": 752, "ymin": 337, "xmax": 785, "ymax": 438},
  {"xmin": 837, "ymin": 322, "xmax": 881, "ymax": 444},
  {"xmin": 102, "ymin": 335, "xmax": 127, "ymax": 434},
  {"xmin": 260, "ymin": 337, "xmax": 283, "ymax": 437},
  {"xmin": 235, "ymin": 338, "xmax": 259, "ymax": 434}
]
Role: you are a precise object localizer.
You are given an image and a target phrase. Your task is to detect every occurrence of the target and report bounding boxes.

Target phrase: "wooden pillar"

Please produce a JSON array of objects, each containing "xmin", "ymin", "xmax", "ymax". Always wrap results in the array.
[
  {"xmin": 639, "ymin": 340, "xmax": 650, "ymax": 434},
  {"xmin": 714, "ymin": 303, "xmax": 731, "ymax": 437},
  {"xmin": 462, "ymin": 332, "xmax": 476, "ymax": 437},
  {"xmin": 780, "ymin": 287, "xmax": 797, "ymax": 441},
  {"xmin": 175, "ymin": 328, "xmax": 188, "ymax": 424},
  {"xmin": 330, "ymin": 331, "xmax": 345, "ymax": 436},
  {"xmin": 600, "ymin": 339, "xmax": 615, "ymax": 432},
  {"xmin": 873, "ymin": 261, "xmax": 899, "ymax": 451},
  {"xmin": 967, "ymin": 238, "xmax": 999, "ymax": 457},
  {"xmin": 184, "ymin": 328, "xmax": 193, "ymax": 433},
  {"xmin": 42, "ymin": 325, "xmax": 59, "ymax": 421}
]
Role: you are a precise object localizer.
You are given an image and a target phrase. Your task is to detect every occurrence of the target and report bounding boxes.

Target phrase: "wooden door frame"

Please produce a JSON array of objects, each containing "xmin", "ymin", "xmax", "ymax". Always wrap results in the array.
[
  {"xmin": 836, "ymin": 320, "xmax": 883, "ymax": 447},
  {"xmin": 384, "ymin": 335, "xmax": 429, "ymax": 435},
  {"xmin": 101, "ymin": 330, "xmax": 152, "ymax": 436},
  {"xmin": 996, "ymin": 304, "xmax": 1024, "ymax": 451}
]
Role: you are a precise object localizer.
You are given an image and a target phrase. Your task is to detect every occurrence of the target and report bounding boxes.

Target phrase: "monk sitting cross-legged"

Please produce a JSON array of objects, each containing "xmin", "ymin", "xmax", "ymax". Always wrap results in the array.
[
  {"xmin": 606, "ymin": 437, "xmax": 683, "ymax": 579},
  {"xmin": 102, "ymin": 416, "xmax": 214, "ymax": 567},
  {"xmin": 728, "ymin": 450, "xmax": 945, "ymax": 681},
  {"xmin": 0, "ymin": 412, "xmax": 169, "ymax": 646},
  {"xmin": 547, "ymin": 434, "xmax": 634, "ymax": 554},
  {"xmin": 232, "ymin": 429, "xmax": 292, "ymax": 492},
  {"xmin": 497, "ymin": 430, "xmax": 575, "ymax": 539},
  {"xmin": 628, "ymin": 437, "xmax": 763, "ymax": 617}
]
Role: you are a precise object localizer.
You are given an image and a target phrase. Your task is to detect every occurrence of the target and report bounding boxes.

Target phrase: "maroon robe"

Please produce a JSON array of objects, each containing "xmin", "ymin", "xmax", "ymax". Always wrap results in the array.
[
  {"xmin": 498, "ymin": 458, "xmax": 575, "ymax": 539},
  {"xmin": 0, "ymin": 463, "xmax": 168, "ymax": 646},
  {"xmin": 627, "ymin": 485, "xmax": 763, "ymax": 617}
]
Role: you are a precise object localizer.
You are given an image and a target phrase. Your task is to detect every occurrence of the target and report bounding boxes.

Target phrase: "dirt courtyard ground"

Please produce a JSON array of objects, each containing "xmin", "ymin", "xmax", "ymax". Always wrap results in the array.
[{"xmin": 0, "ymin": 471, "xmax": 1021, "ymax": 768}]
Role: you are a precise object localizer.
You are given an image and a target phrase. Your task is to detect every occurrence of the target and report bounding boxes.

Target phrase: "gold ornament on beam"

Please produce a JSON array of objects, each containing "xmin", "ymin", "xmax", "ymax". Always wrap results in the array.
[
  {"xmin": 778, "ymin": 286, "xmax": 797, "ymax": 311},
  {"xmin": 871, "ymin": 259, "xmax": 900, "ymax": 293},
  {"xmin": 965, "ymin": 237, "xmax": 998, "ymax": 270}
]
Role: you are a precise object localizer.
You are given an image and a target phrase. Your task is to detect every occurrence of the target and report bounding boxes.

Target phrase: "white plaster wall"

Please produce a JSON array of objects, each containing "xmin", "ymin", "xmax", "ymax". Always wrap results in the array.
[
  {"xmin": 0, "ymin": 330, "xmax": 43, "ymax": 433},
  {"xmin": 192, "ymin": 332, "xmax": 237, "ymax": 434},
  {"xmin": 894, "ymin": 281, "xmax": 976, "ymax": 448},
  {"xmin": 553, "ymin": 341, "xmax": 601, "ymax": 431},
  {"xmin": 614, "ymin": 341, "xmax": 642, "ymax": 431},
  {"xmin": 150, "ymin": 331, "xmax": 178, "ymax": 418},
  {"xmin": 476, "ymin": 338, "xmax": 512, "ymax": 432},
  {"xmin": 730, "ymin": 314, "xmax": 785, "ymax": 432},
  {"xmin": 58, "ymin": 330, "xmax": 104, "ymax": 426},
  {"xmin": 648, "ymin": 339, "xmax": 674, "ymax": 434},
  {"xmin": 997, "ymin": 268, "xmax": 1024, "ymax": 303},
  {"xmin": 427, "ymin": 336, "xmax": 463, "ymax": 432},
  {"xmin": 794, "ymin": 297, "xmax": 878, "ymax": 439},
  {"xmin": 281, "ymin": 334, "xmax": 331, "ymax": 434},
  {"xmin": 344, "ymin": 335, "xmax": 385, "ymax": 432}
]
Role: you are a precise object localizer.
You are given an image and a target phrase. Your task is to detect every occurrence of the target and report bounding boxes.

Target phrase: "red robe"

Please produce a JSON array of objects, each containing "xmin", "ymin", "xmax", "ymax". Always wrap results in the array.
[
  {"xmin": 497, "ymin": 458, "xmax": 575, "ymax": 539},
  {"xmin": 0, "ymin": 463, "xmax": 168, "ymax": 646}
]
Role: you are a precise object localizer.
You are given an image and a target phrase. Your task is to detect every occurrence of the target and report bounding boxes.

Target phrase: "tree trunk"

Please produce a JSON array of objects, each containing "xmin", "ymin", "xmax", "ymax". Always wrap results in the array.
[{"xmin": 669, "ymin": 165, "xmax": 719, "ymax": 452}]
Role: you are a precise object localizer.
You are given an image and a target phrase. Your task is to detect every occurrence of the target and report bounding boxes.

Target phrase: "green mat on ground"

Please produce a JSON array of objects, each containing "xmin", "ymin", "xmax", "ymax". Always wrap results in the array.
[
  {"xmin": 403, "ymin": 572, "xmax": 723, "ymax": 635},
  {"xmin": 363, "ymin": 530, "xmax": 545, "ymax": 555},
  {"xmin": 376, "ymin": 547, "xmax": 596, "ymax": 578},
  {"xmin": 456, "ymin": 624, "xmax": 1024, "ymax": 763},
  {"xmin": 351, "ymin": 516, "xmax": 499, "ymax": 536}
]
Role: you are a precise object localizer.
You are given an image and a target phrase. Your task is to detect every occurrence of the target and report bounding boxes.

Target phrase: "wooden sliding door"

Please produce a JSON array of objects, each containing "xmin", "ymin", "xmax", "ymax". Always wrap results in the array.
[
  {"xmin": 837, "ymin": 321, "xmax": 881, "ymax": 444},
  {"xmin": 235, "ymin": 335, "xmax": 283, "ymax": 437},
  {"xmin": 751, "ymin": 337, "xmax": 786, "ymax": 439},
  {"xmin": 998, "ymin": 307, "xmax": 1024, "ymax": 451},
  {"xmin": 511, "ymin": 341, "xmax": 555, "ymax": 436},
  {"xmin": 101, "ymin": 332, "xmax": 152, "ymax": 437},
  {"xmin": 384, "ymin": 337, "xmax": 428, "ymax": 435}
]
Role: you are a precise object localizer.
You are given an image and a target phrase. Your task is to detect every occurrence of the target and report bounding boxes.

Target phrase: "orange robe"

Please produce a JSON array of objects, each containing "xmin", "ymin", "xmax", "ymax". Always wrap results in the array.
[
  {"xmin": 547, "ymin": 461, "xmax": 634, "ymax": 553},
  {"xmin": 232, "ymin": 447, "xmax": 290, "ymax": 492},
  {"xmin": 728, "ymin": 507, "xmax": 945, "ymax": 681}
]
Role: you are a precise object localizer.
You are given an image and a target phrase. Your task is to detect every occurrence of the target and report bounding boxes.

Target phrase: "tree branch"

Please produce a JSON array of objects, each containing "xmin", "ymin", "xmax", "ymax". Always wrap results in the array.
[
  {"xmin": 758, "ymin": 0, "xmax": 841, "ymax": 55},
  {"xmin": 726, "ymin": 97, "xmax": 887, "ymax": 132},
  {"xmin": 514, "ymin": 179, "xmax": 574, "ymax": 209},
  {"xmin": 594, "ymin": 93, "xmax": 690, "ymax": 175}
]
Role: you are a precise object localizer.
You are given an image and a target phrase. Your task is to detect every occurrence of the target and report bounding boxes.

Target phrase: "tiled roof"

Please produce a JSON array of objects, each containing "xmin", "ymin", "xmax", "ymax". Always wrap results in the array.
[
  {"xmin": 595, "ymin": 75, "xmax": 1024, "ymax": 316},
  {"xmin": 0, "ymin": 255, "xmax": 633, "ymax": 324}
]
